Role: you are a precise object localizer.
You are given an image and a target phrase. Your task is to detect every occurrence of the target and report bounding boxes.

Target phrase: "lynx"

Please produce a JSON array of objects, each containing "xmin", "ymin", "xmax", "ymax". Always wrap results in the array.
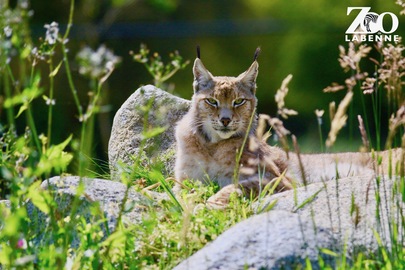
[
  {"xmin": 174, "ymin": 48, "xmax": 293, "ymax": 205},
  {"xmin": 174, "ymin": 47, "xmax": 404, "ymax": 207}
]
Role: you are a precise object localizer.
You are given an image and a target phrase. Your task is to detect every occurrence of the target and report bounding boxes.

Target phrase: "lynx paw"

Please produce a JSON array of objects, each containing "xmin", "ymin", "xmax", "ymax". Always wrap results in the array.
[{"xmin": 206, "ymin": 184, "xmax": 243, "ymax": 209}]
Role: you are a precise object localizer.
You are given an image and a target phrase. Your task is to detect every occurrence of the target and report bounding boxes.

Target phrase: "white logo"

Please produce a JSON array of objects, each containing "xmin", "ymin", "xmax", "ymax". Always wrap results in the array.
[{"xmin": 346, "ymin": 7, "xmax": 399, "ymax": 34}]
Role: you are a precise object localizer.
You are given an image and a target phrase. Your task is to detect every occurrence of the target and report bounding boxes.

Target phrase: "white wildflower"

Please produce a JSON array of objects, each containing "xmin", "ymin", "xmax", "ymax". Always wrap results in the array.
[
  {"xmin": 44, "ymin": 22, "xmax": 59, "ymax": 45},
  {"xmin": 76, "ymin": 44, "xmax": 121, "ymax": 80},
  {"xmin": 315, "ymin": 109, "xmax": 325, "ymax": 125},
  {"xmin": 3, "ymin": 26, "xmax": 12, "ymax": 38},
  {"xmin": 83, "ymin": 249, "xmax": 95, "ymax": 258},
  {"xmin": 19, "ymin": 0, "xmax": 29, "ymax": 9}
]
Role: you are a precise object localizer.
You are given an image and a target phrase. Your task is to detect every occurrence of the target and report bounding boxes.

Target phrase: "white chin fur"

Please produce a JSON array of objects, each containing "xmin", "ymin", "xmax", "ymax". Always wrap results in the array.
[
  {"xmin": 216, "ymin": 131, "xmax": 234, "ymax": 139},
  {"xmin": 202, "ymin": 123, "xmax": 235, "ymax": 142}
]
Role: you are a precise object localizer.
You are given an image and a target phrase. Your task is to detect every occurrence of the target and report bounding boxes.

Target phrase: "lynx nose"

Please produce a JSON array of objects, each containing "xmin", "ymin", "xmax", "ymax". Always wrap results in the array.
[{"xmin": 220, "ymin": 117, "xmax": 231, "ymax": 127}]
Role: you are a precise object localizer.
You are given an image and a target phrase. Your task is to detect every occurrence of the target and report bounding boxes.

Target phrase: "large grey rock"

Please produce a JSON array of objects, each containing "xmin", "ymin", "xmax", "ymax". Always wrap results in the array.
[
  {"xmin": 108, "ymin": 85, "xmax": 190, "ymax": 179},
  {"xmin": 40, "ymin": 176, "xmax": 154, "ymax": 229},
  {"xmin": 255, "ymin": 175, "xmax": 404, "ymax": 253},
  {"xmin": 174, "ymin": 210, "xmax": 338, "ymax": 270},
  {"xmin": 27, "ymin": 176, "xmax": 155, "ymax": 246},
  {"xmin": 176, "ymin": 175, "xmax": 404, "ymax": 269}
]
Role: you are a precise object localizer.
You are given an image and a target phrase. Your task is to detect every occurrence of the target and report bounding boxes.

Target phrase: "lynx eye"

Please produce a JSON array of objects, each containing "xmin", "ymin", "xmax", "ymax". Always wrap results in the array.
[
  {"xmin": 233, "ymin": 98, "xmax": 246, "ymax": 107},
  {"xmin": 205, "ymin": 98, "xmax": 218, "ymax": 107}
]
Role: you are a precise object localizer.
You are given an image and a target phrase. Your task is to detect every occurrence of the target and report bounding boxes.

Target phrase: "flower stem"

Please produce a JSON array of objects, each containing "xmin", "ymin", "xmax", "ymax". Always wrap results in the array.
[
  {"xmin": 26, "ymin": 65, "xmax": 42, "ymax": 154},
  {"xmin": 62, "ymin": 44, "xmax": 83, "ymax": 118},
  {"xmin": 47, "ymin": 58, "xmax": 55, "ymax": 148},
  {"xmin": 317, "ymin": 120, "xmax": 324, "ymax": 153},
  {"xmin": 3, "ymin": 66, "xmax": 15, "ymax": 128}
]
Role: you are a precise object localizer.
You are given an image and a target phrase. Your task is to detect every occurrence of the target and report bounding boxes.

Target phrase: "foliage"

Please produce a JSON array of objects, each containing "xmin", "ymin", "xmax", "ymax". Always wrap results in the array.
[{"xmin": 131, "ymin": 43, "xmax": 190, "ymax": 90}]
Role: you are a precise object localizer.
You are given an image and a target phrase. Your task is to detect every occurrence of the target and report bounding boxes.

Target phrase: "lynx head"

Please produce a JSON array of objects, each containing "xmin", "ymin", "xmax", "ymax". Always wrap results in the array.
[{"xmin": 191, "ymin": 48, "xmax": 260, "ymax": 143}]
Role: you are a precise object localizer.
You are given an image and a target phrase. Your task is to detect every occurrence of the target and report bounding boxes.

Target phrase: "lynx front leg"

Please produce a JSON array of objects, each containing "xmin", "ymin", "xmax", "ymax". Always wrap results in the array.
[{"xmin": 206, "ymin": 177, "xmax": 292, "ymax": 208}]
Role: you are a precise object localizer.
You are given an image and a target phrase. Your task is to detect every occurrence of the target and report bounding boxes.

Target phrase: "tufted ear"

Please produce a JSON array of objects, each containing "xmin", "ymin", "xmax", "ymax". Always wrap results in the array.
[
  {"xmin": 193, "ymin": 58, "xmax": 214, "ymax": 93},
  {"xmin": 238, "ymin": 60, "xmax": 259, "ymax": 94}
]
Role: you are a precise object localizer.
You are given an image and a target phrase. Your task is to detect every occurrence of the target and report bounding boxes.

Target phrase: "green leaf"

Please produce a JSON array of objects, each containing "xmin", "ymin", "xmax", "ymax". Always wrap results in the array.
[
  {"xmin": 1, "ymin": 208, "xmax": 27, "ymax": 237},
  {"xmin": 305, "ymin": 257, "xmax": 313, "ymax": 270},
  {"xmin": 21, "ymin": 45, "xmax": 31, "ymax": 59},
  {"xmin": 0, "ymin": 244, "xmax": 12, "ymax": 265},
  {"xmin": 267, "ymin": 174, "xmax": 284, "ymax": 195},
  {"xmin": 4, "ymin": 86, "xmax": 42, "ymax": 108},
  {"xmin": 257, "ymin": 199, "xmax": 278, "ymax": 214},
  {"xmin": 4, "ymin": 75, "xmax": 42, "ymax": 108},
  {"xmin": 49, "ymin": 60, "xmax": 63, "ymax": 77},
  {"xmin": 320, "ymin": 248, "xmax": 338, "ymax": 257},
  {"xmin": 35, "ymin": 135, "xmax": 73, "ymax": 175},
  {"xmin": 293, "ymin": 188, "xmax": 323, "ymax": 212},
  {"xmin": 105, "ymin": 230, "xmax": 126, "ymax": 243},
  {"xmin": 152, "ymin": 169, "xmax": 183, "ymax": 213},
  {"xmin": 16, "ymin": 103, "xmax": 28, "ymax": 118},
  {"xmin": 142, "ymin": 126, "xmax": 166, "ymax": 140},
  {"xmin": 27, "ymin": 181, "xmax": 51, "ymax": 214}
]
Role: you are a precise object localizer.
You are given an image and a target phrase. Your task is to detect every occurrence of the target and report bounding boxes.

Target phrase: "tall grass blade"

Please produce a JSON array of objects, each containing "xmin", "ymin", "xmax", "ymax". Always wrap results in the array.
[{"xmin": 293, "ymin": 188, "xmax": 323, "ymax": 212}]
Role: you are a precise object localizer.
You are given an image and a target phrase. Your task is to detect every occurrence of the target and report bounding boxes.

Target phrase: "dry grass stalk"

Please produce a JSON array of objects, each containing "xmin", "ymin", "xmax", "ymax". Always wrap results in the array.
[
  {"xmin": 292, "ymin": 135, "xmax": 307, "ymax": 187},
  {"xmin": 326, "ymin": 91, "xmax": 354, "ymax": 148},
  {"xmin": 397, "ymin": 0, "xmax": 405, "ymax": 15},
  {"xmin": 338, "ymin": 42, "xmax": 372, "ymax": 72},
  {"xmin": 385, "ymin": 103, "xmax": 405, "ymax": 149},
  {"xmin": 324, "ymin": 73, "xmax": 367, "ymax": 94},
  {"xmin": 323, "ymin": 83, "xmax": 345, "ymax": 93},
  {"xmin": 357, "ymin": 115, "xmax": 369, "ymax": 152},
  {"xmin": 257, "ymin": 114, "xmax": 291, "ymax": 157},
  {"xmin": 329, "ymin": 101, "xmax": 336, "ymax": 124},
  {"xmin": 378, "ymin": 42, "xmax": 405, "ymax": 106},
  {"xmin": 361, "ymin": 77, "xmax": 377, "ymax": 94},
  {"xmin": 256, "ymin": 114, "xmax": 272, "ymax": 143},
  {"xmin": 275, "ymin": 74, "xmax": 298, "ymax": 119},
  {"xmin": 400, "ymin": 134, "xmax": 405, "ymax": 177},
  {"xmin": 269, "ymin": 116, "xmax": 291, "ymax": 157}
]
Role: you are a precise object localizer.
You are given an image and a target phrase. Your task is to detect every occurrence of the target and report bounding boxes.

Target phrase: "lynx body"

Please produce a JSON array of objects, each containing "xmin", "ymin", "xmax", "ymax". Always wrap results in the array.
[
  {"xmin": 174, "ymin": 50, "xmax": 292, "ymax": 203},
  {"xmin": 174, "ymin": 48, "xmax": 404, "ymax": 206}
]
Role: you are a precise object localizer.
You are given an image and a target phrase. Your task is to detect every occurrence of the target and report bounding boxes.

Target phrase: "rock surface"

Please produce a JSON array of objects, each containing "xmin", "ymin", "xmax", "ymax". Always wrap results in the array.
[
  {"xmin": 174, "ymin": 210, "xmax": 338, "ymax": 270},
  {"xmin": 108, "ymin": 85, "xmax": 190, "ymax": 179},
  {"xmin": 174, "ymin": 175, "xmax": 404, "ymax": 269},
  {"xmin": 256, "ymin": 175, "xmax": 404, "ymax": 252},
  {"xmin": 27, "ymin": 176, "xmax": 155, "ymax": 247},
  {"xmin": 39, "ymin": 176, "xmax": 153, "ymax": 230}
]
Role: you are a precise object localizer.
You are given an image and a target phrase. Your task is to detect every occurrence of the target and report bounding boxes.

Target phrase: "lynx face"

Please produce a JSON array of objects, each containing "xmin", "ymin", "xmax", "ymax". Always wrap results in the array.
[{"xmin": 191, "ymin": 58, "xmax": 259, "ymax": 143}]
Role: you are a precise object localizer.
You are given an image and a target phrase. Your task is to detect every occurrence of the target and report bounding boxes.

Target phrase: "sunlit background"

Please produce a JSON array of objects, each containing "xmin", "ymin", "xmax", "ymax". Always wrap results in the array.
[{"xmin": 9, "ymin": 0, "xmax": 405, "ymax": 169}]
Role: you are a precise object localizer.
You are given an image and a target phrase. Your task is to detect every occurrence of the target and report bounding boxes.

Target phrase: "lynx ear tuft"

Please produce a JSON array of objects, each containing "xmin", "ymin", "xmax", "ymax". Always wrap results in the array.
[
  {"xmin": 193, "ymin": 58, "xmax": 213, "ymax": 92},
  {"xmin": 238, "ymin": 61, "xmax": 259, "ymax": 94},
  {"xmin": 196, "ymin": 45, "xmax": 201, "ymax": 59},
  {"xmin": 253, "ymin": 47, "xmax": 261, "ymax": 61}
]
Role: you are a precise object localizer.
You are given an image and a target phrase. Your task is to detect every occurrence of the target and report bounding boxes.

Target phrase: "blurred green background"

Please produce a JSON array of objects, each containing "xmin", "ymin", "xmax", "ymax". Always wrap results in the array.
[{"xmin": 9, "ymin": 0, "xmax": 405, "ymax": 164}]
